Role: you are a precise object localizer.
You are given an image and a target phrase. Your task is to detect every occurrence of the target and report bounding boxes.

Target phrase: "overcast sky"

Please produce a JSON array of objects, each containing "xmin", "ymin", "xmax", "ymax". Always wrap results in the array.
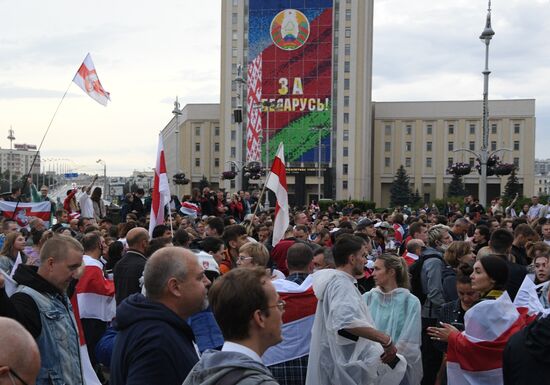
[{"xmin": 1, "ymin": 0, "xmax": 549, "ymax": 176}]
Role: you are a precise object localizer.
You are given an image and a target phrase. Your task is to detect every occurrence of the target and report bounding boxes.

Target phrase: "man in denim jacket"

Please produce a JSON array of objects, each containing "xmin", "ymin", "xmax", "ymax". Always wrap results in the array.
[{"xmin": 0, "ymin": 235, "xmax": 85, "ymax": 385}]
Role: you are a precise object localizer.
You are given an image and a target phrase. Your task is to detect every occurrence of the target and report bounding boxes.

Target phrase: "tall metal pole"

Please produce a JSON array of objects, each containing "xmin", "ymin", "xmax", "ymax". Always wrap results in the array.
[
  {"xmin": 311, "ymin": 126, "xmax": 327, "ymax": 201},
  {"xmin": 264, "ymin": 101, "xmax": 270, "ymax": 210},
  {"xmin": 7, "ymin": 127, "xmax": 15, "ymax": 192},
  {"xmin": 478, "ymin": 0, "xmax": 494, "ymax": 208},
  {"xmin": 172, "ymin": 97, "xmax": 182, "ymax": 199},
  {"xmin": 234, "ymin": 64, "xmax": 246, "ymax": 192},
  {"xmin": 318, "ymin": 130, "xmax": 322, "ymax": 201}
]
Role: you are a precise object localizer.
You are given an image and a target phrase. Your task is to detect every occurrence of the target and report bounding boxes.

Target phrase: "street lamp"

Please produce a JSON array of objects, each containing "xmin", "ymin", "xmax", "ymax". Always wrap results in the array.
[
  {"xmin": 96, "ymin": 159, "xmax": 107, "ymax": 199},
  {"xmin": 261, "ymin": 100, "xmax": 276, "ymax": 210},
  {"xmin": 7, "ymin": 127, "xmax": 15, "ymax": 192},
  {"xmin": 478, "ymin": 0, "xmax": 495, "ymax": 208},
  {"xmin": 311, "ymin": 126, "xmax": 329, "ymax": 201},
  {"xmin": 172, "ymin": 97, "xmax": 183, "ymax": 198},
  {"xmin": 233, "ymin": 64, "xmax": 246, "ymax": 191}
]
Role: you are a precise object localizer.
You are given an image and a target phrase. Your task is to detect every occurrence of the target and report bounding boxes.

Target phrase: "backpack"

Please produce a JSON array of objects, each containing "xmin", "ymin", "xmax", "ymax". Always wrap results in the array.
[{"xmin": 409, "ymin": 250, "xmax": 440, "ymax": 305}]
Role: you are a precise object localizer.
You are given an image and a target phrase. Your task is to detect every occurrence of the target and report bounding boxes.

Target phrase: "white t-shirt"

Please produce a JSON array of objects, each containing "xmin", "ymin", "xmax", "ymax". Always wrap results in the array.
[{"xmin": 78, "ymin": 191, "xmax": 94, "ymax": 218}]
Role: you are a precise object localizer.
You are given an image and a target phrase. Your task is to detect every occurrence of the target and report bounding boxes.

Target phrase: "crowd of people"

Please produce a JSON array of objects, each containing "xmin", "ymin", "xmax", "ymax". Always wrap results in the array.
[{"xmin": 0, "ymin": 183, "xmax": 549, "ymax": 385}]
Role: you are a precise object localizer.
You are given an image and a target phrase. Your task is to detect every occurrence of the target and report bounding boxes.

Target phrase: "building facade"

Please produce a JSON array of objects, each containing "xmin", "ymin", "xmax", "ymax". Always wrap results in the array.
[
  {"xmin": 161, "ymin": 104, "xmax": 222, "ymax": 197},
  {"xmin": 0, "ymin": 143, "xmax": 40, "ymax": 176},
  {"xmin": 373, "ymin": 100, "xmax": 536, "ymax": 207},
  {"xmin": 220, "ymin": 0, "xmax": 374, "ymax": 206}
]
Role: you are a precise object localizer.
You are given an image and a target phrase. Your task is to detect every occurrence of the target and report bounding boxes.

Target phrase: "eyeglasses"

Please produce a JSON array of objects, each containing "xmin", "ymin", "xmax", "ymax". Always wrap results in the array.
[
  {"xmin": 265, "ymin": 299, "xmax": 286, "ymax": 312},
  {"xmin": 237, "ymin": 255, "xmax": 253, "ymax": 262},
  {"xmin": 8, "ymin": 368, "xmax": 29, "ymax": 385}
]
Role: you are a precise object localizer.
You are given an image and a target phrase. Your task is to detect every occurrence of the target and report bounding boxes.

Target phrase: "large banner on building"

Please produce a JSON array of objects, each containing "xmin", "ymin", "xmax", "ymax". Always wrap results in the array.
[{"xmin": 247, "ymin": 0, "xmax": 333, "ymax": 165}]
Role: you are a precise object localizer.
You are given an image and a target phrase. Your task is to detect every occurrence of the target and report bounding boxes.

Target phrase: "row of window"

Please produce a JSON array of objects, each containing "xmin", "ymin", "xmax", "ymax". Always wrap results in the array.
[
  {"xmin": 384, "ymin": 140, "xmax": 521, "ymax": 152},
  {"xmin": 383, "ymin": 157, "xmax": 521, "ymax": 169},
  {"xmin": 194, "ymin": 126, "xmax": 221, "ymax": 136},
  {"xmin": 384, "ymin": 122, "xmax": 523, "ymax": 136}
]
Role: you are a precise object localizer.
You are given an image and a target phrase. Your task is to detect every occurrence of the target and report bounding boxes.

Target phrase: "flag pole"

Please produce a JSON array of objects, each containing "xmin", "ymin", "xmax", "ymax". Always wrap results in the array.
[
  {"xmin": 11, "ymin": 79, "xmax": 74, "ymax": 220},
  {"xmin": 247, "ymin": 180, "xmax": 269, "ymax": 234}
]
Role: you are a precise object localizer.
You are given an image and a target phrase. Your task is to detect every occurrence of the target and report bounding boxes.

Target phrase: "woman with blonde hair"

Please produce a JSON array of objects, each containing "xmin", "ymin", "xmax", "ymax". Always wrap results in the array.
[
  {"xmin": 442, "ymin": 241, "xmax": 475, "ymax": 302},
  {"xmin": 363, "ymin": 254, "xmax": 422, "ymax": 385},
  {"xmin": 237, "ymin": 241, "xmax": 285, "ymax": 279},
  {"xmin": 0, "ymin": 231, "xmax": 27, "ymax": 274}
]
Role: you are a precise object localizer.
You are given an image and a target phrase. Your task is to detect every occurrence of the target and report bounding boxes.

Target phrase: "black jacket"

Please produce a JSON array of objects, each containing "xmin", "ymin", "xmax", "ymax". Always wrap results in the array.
[
  {"xmin": 503, "ymin": 315, "xmax": 550, "ymax": 385},
  {"xmin": 0, "ymin": 265, "xmax": 69, "ymax": 338},
  {"xmin": 110, "ymin": 293, "xmax": 199, "ymax": 385},
  {"xmin": 113, "ymin": 250, "xmax": 147, "ymax": 304}
]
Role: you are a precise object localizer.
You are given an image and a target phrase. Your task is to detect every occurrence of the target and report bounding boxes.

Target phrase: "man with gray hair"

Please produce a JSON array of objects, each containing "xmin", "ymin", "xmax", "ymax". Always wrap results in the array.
[
  {"xmin": 110, "ymin": 247, "xmax": 210, "ymax": 385},
  {"xmin": 0, "ymin": 317, "xmax": 41, "ymax": 385},
  {"xmin": 0, "ymin": 235, "xmax": 85, "ymax": 384}
]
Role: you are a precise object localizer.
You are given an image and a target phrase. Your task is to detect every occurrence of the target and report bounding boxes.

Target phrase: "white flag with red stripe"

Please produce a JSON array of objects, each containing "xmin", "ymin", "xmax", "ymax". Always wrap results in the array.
[
  {"xmin": 262, "ymin": 275, "xmax": 317, "ymax": 365},
  {"xmin": 0, "ymin": 201, "xmax": 51, "ymax": 229},
  {"xmin": 149, "ymin": 135, "xmax": 171, "ymax": 236},
  {"xmin": 76, "ymin": 255, "xmax": 116, "ymax": 322},
  {"xmin": 265, "ymin": 142, "xmax": 289, "ymax": 247},
  {"xmin": 446, "ymin": 293, "xmax": 534, "ymax": 385},
  {"xmin": 180, "ymin": 201, "xmax": 200, "ymax": 218},
  {"xmin": 73, "ymin": 53, "xmax": 111, "ymax": 106},
  {"xmin": 70, "ymin": 291, "xmax": 102, "ymax": 385}
]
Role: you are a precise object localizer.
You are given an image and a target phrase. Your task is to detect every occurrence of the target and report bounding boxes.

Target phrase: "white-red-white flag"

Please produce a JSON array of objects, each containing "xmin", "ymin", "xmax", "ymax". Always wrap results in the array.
[
  {"xmin": 263, "ymin": 276, "xmax": 317, "ymax": 366},
  {"xmin": 265, "ymin": 142, "xmax": 289, "ymax": 247},
  {"xmin": 149, "ymin": 136, "xmax": 171, "ymax": 236},
  {"xmin": 446, "ymin": 293, "xmax": 534, "ymax": 385},
  {"xmin": 73, "ymin": 53, "xmax": 111, "ymax": 106}
]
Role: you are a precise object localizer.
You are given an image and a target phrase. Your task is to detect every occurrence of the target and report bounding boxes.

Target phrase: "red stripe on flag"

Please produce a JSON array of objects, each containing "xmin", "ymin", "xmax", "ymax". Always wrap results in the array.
[
  {"xmin": 270, "ymin": 157, "xmax": 287, "ymax": 189},
  {"xmin": 280, "ymin": 288, "xmax": 317, "ymax": 324},
  {"xmin": 76, "ymin": 266, "xmax": 115, "ymax": 297},
  {"xmin": 447, "ymin": 308, "xmax": 534, "ymax": 371}
]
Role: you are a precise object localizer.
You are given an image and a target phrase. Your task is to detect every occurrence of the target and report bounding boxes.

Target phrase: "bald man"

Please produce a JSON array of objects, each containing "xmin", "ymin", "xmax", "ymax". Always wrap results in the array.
[
  {"xmin": 110, "ymin": 247, "xmax": 210, "ymax": 385},
  {"xmin": 0, "ymin": 317, "xmax": 40, "ymax": 385},
  {"xmin": 114, "ymin": 227, "xmax": 150, "ymax": 303}
]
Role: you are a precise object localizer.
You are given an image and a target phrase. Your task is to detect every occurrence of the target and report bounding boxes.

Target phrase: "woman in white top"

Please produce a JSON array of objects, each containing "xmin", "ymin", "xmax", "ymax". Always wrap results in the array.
[{"xmin": 363, "ymin": 254, "xmax": 422, "ymax": 385}]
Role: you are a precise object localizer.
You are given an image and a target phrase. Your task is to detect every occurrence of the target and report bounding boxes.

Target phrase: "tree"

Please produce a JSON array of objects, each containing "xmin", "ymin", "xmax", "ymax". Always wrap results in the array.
[
  {"xmin": 448, "ymin": 174, "xmax": 467, "ymax": 197},
  {"xmin": 390, "ymin": 165, "xmax": 413, "ymax": 207},
  {"xmin": 199, "ymin": 175, "xmax": 210, "ymax": 191},
  {"xmin": 503, "ymin": 167, "xmax": 521, "ymax": 200}
]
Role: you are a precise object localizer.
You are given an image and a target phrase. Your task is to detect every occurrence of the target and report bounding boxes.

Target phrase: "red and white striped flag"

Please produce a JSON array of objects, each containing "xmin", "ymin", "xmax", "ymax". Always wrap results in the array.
[
  {"xmin": 149, "ymin": 135, "xmax": 171, "ymax": 236},
  {"xmin": 76, "ymin": 255, "xmax": 116, "ymax": 322},
  {"xmin": 265, "ymin": 142, "xmax": 289, "ymax": 247},
  {"xmin": 70, "ymin": 291, "xmax": 103, "ymax": 385},
  {"xmin": 180, "ymin": 201, "xmax": 200, "ymax": 218},
  {"xmin": 262, "ymin": 275, "xmax": 317, "ymax": 365},
  {"xmin": 0, "ymin": 201, "xmax": 51, "ymax": 229},
  {"xmin": 446, "ymin": 293, "xmax": 534, "ymax": 385},
  {"xmin": 73, "ymin": 53, "xmax": 111, "ymax": 106}
]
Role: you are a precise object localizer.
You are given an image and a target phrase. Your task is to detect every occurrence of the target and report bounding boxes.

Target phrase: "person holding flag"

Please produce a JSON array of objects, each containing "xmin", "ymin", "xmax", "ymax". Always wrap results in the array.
[
  {"xmin": 427, "ymin": 256, "xmax": 534, "ymax": 385},
  {"xmin": 265, "ymin": 142, "xmax": 289, "ymax": 248},
  {"xmin": 149, "ymin": 135, "xmax": 171, "ymax": 236}
]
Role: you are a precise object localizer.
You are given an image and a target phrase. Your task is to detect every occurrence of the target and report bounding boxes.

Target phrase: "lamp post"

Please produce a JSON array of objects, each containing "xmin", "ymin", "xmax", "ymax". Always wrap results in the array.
[
  {"xmin": 172, "ymin": 97, "xmax": 183, "ymax": 198},
  {"xmin": 311, "ymin": 126, "xmax": 329, "ymax": 201},
  {"xmin": 96, "ymin": 159, "xmax": 107, "ymax": 199},
  {"xmin": 7, "ymin": 127, "xmax": 15, "ymax": 192},
  {"xmin": 478, "ymin": 0, "xmax": 495, "ymax": 208},
  {"xmin": 262, "ymin": 100, "xmax": 275, "ymax": 211},
  {"xmin": 234, "ymin": 64, "xmax": 246, "ymax": 191}
]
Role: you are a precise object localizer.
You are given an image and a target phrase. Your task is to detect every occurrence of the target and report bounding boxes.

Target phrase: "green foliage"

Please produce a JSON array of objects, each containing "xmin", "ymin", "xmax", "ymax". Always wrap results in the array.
[
  {"xmin": 199, "ymin": 176, "xmax": 210, "ymax": 191},
  {"xmin": 503, "ymin": 167, "xmax": 521, "ymax": 200},
  {"xmin": 448, "ymin": 174, "xmax": 467, "ymax": 197},
  {"xmin": 318, "ymin": 199, "xmax": 376, "ymax": 212},
  {"xmin": 390, "ymin": 165, "xmax": 414, "ymax": 207}
]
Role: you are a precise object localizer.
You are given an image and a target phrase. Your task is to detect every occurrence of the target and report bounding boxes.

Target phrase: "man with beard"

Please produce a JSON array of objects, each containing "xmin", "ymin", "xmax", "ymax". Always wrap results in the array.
[
  {"xmin": 306, "ymin": 234, "xmax": 405, "ymax": 385},
  {"xmin": 110, "ymin": 247, "xmax": 211, "ymax": 385}
]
